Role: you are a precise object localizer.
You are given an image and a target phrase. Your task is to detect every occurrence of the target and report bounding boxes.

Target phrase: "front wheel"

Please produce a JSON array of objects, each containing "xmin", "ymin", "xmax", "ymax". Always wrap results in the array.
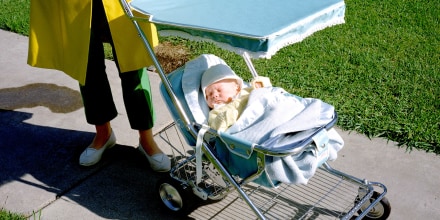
[
  {"xmin": 357, "ymin": 191, "xmax": 391, "ymax": 220},
  {"xmin": 156, "ymin": 177, "xmax": 198, "ymax": 216}
]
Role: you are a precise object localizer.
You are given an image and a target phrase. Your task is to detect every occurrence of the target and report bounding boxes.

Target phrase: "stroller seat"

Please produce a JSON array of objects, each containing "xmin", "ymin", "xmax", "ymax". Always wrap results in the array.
[{"xmin": 159, "ymin": 54, "xmax": 344, "ymax": 187}]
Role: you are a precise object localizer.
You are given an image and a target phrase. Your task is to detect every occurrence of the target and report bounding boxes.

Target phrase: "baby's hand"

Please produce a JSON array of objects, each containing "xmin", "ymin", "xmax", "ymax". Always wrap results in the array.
[
  {"xmin": 251, "ymin": 76, "xmax": 272, "ymax": 88},
  {"xmin": 254, "ymin": 81, "xmax": 263, "ymax": 88}
]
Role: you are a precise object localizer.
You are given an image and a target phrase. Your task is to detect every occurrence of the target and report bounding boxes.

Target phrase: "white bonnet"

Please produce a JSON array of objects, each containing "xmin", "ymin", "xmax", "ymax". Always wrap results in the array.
[{"xmin": 201, "ymin": 64, "xmax": 243, "ymax": 99}]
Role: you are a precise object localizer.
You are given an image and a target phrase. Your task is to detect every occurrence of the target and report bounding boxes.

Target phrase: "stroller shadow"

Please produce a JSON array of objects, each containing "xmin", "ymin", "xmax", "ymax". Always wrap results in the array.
[{"xmin": 0, "ymin": 109, "xmax": 193, "ymax": 219}]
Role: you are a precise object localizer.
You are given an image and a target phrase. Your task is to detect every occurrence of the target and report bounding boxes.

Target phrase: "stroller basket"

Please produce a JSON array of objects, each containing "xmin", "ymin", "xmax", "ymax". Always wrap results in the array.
[{"xmin": 156, "ymin": 121, "xmax": 388, "ymax": 219}]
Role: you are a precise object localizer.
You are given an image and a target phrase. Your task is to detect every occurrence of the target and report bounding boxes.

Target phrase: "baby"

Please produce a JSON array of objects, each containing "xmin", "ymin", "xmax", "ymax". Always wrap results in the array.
[{"xmin": 201, "ymin": 64, "xmax": 271, "ymax": 131}]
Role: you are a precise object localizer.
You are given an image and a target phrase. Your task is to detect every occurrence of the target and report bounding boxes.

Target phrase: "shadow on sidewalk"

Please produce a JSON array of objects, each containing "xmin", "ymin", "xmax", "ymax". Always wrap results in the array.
[
  {"xmin": 0, "ymin": 109, "xmax": 96, "ymax": 190},
  {"xmin": 0, "ymin": 110, "xmax": 190, "ymax": 219}
]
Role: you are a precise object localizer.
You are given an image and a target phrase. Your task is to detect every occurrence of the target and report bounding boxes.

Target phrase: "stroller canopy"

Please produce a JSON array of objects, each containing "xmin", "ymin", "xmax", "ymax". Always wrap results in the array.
[{"xmin": 130, "ymin": 0, "xmax": 345, "ymax": 58}]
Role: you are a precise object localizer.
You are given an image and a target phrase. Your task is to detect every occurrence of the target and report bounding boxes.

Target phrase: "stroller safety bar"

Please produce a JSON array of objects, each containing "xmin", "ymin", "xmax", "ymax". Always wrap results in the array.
[{"xmin": 193, "ymin": 111, "xmax": 337, "ymax": 158}]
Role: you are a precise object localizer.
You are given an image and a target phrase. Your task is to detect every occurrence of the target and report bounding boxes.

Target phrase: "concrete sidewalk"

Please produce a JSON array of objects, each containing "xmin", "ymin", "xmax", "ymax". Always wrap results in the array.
[{"xmin": 0, "ymin": 29, "xmax": 439, "ymax": 219}]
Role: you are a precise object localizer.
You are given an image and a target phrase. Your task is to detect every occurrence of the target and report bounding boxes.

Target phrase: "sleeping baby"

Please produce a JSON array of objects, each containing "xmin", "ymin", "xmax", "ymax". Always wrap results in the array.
[
  {"xmin": 200, "ymin": 62, "xmax": 344, "ymax": 187},
  {"xmin": 201, "ymin": 64, "xmax": 271, "ymax": 131}
]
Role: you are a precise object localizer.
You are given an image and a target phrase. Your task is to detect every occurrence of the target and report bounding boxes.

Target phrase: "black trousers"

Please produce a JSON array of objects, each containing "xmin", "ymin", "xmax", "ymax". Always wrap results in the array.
[{"xmin": 79, "ymin": 0, "xmax": 155, "ymax": 130}]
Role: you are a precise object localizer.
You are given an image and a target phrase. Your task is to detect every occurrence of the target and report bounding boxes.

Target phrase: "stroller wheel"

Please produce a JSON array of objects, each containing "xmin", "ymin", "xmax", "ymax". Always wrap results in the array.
[
  {"xmin": 356, "ymin": 191, "xmax": 391, "ymax": 220},
  {"xmin": 157, "ymin": 177, "xmax": 198, "ymax": 215}
]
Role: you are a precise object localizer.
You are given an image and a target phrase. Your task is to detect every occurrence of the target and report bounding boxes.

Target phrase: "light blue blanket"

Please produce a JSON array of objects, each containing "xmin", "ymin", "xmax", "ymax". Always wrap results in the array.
[{"xmin": 226, "ymin": 87, "xmax": 344, "ymax": 186}]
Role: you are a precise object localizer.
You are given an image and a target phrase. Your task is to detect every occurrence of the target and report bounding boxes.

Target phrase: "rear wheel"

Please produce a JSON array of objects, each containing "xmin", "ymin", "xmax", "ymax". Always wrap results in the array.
[{"xmin": 357, "ymin": 191, "xmax": 391, "ymax": 220}]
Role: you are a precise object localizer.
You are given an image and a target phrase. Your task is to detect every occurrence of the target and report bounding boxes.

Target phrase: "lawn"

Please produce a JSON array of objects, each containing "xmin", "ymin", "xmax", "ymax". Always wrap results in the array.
[
  {"xmin": 0, "ymin": 209, "xmax": 25, "ymax": 220},
  {"xmin": 0, "ymin": 0, "xmax": 439, "ymax": 154}
]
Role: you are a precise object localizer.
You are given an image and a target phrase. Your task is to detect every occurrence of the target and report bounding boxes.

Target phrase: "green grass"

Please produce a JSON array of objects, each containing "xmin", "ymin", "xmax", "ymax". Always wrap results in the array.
[
  {"xmin": 1, "ymin": 0, "xmax": 439, "ymax": 154},
  {"xmin": 0, "ymin": 209, "xmax": 26, "ymax": 220},
  {"xmin": 0, "ymin": 0, "xmax": 30, "ymax": 35}
]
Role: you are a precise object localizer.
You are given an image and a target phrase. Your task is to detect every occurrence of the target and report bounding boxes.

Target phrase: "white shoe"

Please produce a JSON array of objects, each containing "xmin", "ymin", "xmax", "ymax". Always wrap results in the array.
[
  {"xmin": 138, "ymin": 143, "xmax": 171, "ymax": 172},
  {"xmin": 79, "ymin": 131, "xmax": 116, "ymax": 166}
]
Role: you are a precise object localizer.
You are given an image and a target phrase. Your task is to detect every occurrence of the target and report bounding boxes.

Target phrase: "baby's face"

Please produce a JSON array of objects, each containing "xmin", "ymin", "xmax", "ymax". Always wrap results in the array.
[{"xmin": 205, "ymin": 79, "xmax": 240, "ymax": 109}]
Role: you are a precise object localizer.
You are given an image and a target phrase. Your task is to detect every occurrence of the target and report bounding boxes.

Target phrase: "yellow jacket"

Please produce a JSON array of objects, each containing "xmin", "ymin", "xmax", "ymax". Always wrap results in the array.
[{"xmin": 27, "ymin": 0, "xmax": 158, "ymax": 85}]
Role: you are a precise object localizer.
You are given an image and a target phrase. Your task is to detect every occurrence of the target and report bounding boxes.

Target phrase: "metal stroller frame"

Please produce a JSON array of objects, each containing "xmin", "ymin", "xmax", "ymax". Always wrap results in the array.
[{"xmin": 119, "ymin": 0, "xmax": 391, "ymax": 219}]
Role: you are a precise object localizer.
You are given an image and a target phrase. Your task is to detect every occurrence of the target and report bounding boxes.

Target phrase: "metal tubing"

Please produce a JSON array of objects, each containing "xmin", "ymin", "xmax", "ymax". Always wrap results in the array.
[
  {"xmin": 242, "ymin": 52, "xmax": 259, "ymax": 78},
  {"xmin": 322, "ymin": 162, "xmax": 369, "ymax": 185},
  {"xmin": 322, "ymin": 163, "xmax": 388, "ymax": 220},
  {"xmin": 355, "ymin": 182, "xmax": 388, "ymax": 220},
  {"xmin": 192, "ymin": 125, "xmax": 266, "ymax": 219}
]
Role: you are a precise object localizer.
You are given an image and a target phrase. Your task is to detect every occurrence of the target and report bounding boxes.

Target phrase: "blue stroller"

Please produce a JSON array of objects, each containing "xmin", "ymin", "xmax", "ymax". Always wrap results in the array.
[{"xmin": 120, "ymin": 0, "xmax": 391, "ymax": 219}]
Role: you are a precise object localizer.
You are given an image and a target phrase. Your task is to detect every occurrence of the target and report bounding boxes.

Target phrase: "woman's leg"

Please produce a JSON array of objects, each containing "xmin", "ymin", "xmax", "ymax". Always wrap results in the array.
[
  {"xmin": 89, "ymin": 122, "xmax": 112, "ymax": 149},
  {"xmin": 81, "ymin": 0, "xmax": 117, "ymax": 147},
  {"xmin": 78, "ymin": 0, "xmax": 117, "ymax": 166},
  {"xmin": 119, "ymin": 68, "xmax": 155, "ymax": 131},
  {"xmin": 139, "ymin": 129, "xmax": 162, "ymax": 156},
  {"xmin": 117, "ymin": 67, "xmax": 170, "ymax": 171},
  {"xmin": 79, "ymin": 32, "xmax": 117, "ymax": 147},
  {"xmin": 118, "ymin": 68, "xmax": 162, "ymax": 155}
]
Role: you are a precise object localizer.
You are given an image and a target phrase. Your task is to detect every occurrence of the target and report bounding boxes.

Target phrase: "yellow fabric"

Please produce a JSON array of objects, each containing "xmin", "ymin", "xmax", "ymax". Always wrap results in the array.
[
  {"xmin": 208, "ymin": 77, "xmax": 271, "ymax": 131},
  {"xmin": 208, "ymin": 88, "xmax": 251, "ymax": 132},
  {"xmin": 27, "ymin": 0, "xmax": 158, "ymax": 85}
]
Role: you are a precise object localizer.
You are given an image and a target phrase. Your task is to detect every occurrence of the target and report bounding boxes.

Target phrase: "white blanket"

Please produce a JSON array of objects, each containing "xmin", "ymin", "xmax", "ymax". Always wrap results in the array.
[{"xmin": 227, "ymin": 87, "xmax": 344, "ymax": 185}]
